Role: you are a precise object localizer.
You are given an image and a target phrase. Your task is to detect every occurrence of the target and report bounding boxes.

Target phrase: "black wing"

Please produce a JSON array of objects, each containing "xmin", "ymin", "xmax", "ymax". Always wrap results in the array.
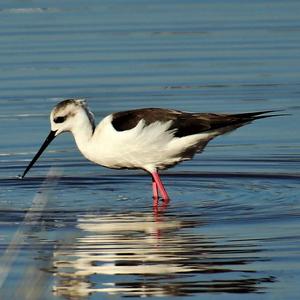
[{"xmin": 111, "ymin": 108, "xmax": 282, "ymax": 137}]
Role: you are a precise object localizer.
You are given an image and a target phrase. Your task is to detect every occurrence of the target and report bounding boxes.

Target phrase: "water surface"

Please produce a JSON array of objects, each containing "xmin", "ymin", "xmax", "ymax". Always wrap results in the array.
[{"xmin": 0, "ymin": 1, "xmax": 300, "ymax": 299}]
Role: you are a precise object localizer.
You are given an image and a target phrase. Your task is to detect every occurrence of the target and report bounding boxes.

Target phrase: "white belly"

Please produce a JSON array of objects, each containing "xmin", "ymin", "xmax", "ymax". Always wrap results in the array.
[{"xmin": 76, "ymin": 116, "xmax": 211, "ymax": 173}]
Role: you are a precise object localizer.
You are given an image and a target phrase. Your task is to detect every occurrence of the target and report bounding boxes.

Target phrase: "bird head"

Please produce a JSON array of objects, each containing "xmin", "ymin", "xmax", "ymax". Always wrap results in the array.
[{"xmin": 20, "ymin": 98, "xmax": 94, "ymax": 179}]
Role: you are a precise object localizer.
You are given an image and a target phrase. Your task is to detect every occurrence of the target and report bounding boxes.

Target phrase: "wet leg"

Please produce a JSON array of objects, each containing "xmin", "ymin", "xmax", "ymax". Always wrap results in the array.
[
  {"xmin": 151, "ymin": 172, "xmax": 170, "ymax": 202},
  {"xmin": 152, "ymin": 178, "xmax": 159, "ymax": 199}
]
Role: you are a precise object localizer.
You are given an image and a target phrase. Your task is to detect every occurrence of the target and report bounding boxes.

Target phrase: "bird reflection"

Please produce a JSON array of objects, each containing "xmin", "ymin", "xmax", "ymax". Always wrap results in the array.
[{"xmin": 52, "ymin": 208, "xmax": 275, "ymax": 298}]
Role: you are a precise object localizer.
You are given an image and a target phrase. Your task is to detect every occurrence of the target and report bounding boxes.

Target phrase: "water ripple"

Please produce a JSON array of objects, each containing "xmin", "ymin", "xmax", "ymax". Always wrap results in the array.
[{"xmin": 51, "ymin": 212, "xmax": 276, "ymax": 298}]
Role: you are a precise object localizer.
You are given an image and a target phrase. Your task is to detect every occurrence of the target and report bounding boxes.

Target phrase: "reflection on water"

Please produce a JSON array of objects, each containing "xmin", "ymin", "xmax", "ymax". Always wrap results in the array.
[
  {"xmin": 52, "ymin": 210, "xmax": 275, "ymax": 298},
  {"xmin": 1, "ymin": 0, "xmax": 300, "ymax": 298},
  {"xmin": 2, "ymin": 172, "xmax": 298, "ymax": 299}
]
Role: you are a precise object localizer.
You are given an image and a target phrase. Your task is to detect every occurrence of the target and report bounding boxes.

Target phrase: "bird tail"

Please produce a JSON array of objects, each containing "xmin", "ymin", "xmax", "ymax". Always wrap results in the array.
[
  {"xmin": 232, "ymin": 110, "xmax": 289, "ymax": 121},
  {"xmin": 202, "ymin": 109, "xmax": 289, "ymax": 139}
]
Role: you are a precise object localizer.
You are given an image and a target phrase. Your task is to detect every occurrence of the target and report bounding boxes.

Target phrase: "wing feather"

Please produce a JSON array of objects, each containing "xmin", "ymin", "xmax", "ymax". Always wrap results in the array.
[{"xmin": 111, "ymin": 108, "xmax": 280, "ymax": 137}]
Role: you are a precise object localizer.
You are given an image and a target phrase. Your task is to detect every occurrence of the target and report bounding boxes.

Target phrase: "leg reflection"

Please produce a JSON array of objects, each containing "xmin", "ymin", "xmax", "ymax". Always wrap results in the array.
[{"xmin": 51, "ymin": 210, "xmax": 275, "ymax": 298}]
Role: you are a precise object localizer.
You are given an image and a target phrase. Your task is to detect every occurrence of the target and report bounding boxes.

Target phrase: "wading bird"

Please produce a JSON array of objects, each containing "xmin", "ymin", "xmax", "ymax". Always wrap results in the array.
[{"xmin": 20, "ymin": 99, "xmax": 282, "ymax": 203}]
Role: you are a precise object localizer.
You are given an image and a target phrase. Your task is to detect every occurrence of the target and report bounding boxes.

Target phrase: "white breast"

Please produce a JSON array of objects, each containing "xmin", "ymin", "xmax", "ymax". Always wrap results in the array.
[{"xmin": 76, "ymin": 115, "xmax": 212, "ymax": 173}]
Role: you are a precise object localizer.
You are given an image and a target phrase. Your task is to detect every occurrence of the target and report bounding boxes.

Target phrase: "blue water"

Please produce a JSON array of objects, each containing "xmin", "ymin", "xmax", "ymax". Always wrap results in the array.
[{"xmin": 0, "ymin": 0, "xmax": 300, "ymax": 299}]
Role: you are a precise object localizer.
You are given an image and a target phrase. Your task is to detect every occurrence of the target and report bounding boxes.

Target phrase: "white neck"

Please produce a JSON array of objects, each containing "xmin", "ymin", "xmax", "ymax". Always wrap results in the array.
[{"xmin": 71, "ymin": 115, "xmax": 94, "ymax": 156}]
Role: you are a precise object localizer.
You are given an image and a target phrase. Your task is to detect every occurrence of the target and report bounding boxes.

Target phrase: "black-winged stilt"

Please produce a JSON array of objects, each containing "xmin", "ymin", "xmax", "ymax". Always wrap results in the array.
[{"xmin": 20, "ymin": 99, "xmax": 283, "ymax": 203}]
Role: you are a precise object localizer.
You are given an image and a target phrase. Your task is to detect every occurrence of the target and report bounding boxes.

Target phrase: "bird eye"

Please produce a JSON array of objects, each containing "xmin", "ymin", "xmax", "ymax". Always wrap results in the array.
[{"xmin": 54, "ymin": 116, "xmax": 66, "ymax": 123}]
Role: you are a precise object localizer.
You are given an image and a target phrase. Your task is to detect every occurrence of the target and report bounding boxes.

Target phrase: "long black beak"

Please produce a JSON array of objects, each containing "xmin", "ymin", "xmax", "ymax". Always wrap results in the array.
[{"xmin": 20, "ymin": 130, "xmax": 57, "ymax": 179}]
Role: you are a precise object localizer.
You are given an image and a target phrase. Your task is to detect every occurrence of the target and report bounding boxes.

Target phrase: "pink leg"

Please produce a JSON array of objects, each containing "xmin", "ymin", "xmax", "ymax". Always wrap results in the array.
[
  {"xmin": 152, "ymin": 178, "xmax": 159, "ymax": 199},
  {"xmin": 151, "ymin": 172, "xmax": 170, "ymax": 201}
]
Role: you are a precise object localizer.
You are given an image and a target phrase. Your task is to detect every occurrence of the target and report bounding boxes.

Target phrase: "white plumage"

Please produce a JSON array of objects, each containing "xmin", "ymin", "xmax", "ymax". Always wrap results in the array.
[{"xmin": 21, "ymin": 98, "xmax": 281, "ymax": 203}]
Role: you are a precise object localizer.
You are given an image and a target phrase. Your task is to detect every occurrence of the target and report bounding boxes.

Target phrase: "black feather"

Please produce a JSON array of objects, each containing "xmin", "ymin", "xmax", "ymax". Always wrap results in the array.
[{"xmin": 111, "ymin": 108, "xmax": 285, "ymax": 138}]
